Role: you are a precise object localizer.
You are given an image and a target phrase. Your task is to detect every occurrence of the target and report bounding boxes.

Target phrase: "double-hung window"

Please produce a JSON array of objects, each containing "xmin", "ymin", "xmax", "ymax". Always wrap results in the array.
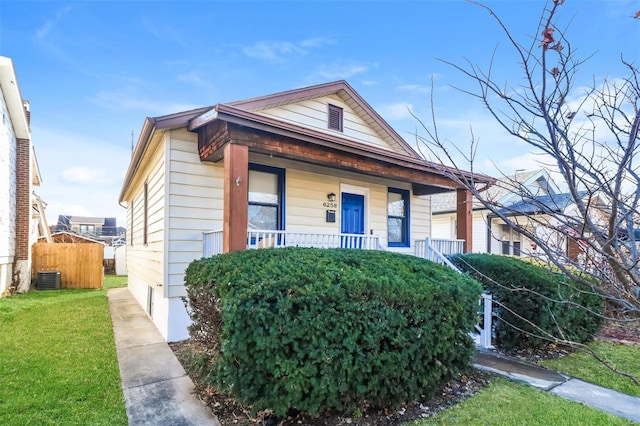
[
  {"xmin": 387, "ymin": 188, "xmax": 410, "ymax": 247},
  {"xmin": 248, "ymin": 164, "xmax": 285, "ymax": 230}
]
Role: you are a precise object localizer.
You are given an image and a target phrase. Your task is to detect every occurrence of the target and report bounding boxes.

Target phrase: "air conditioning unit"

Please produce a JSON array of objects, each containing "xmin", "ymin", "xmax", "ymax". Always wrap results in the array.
[{"xmin": 37, "ymin": 271, "xmax": 61, "ymax": 290}]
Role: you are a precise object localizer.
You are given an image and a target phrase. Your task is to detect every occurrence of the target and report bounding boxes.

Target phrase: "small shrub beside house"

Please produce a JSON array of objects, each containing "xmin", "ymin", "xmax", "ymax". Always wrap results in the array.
[
  {"xmin": 184, "ymin": 248, "xmax": 482, "ymax": 417},
  {"xmin": 450, "ymin": 253, "xmax": 605, "ymax": 350}
]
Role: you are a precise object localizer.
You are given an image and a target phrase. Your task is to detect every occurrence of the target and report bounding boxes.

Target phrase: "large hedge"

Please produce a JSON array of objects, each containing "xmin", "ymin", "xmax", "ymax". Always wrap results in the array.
[
  {"xmin": 184, "ymin": 248, "xmax": 482, "ymax": 417},
  {"xmin": 450, "ymin": 253, "xmax": 605, "ymax": 350}
]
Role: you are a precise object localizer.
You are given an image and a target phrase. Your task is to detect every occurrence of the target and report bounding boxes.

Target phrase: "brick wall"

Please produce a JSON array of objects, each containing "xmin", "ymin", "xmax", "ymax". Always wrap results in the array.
[{"xmin": 15, "ymin": 138, "xmax": 30, "ymax": 260}]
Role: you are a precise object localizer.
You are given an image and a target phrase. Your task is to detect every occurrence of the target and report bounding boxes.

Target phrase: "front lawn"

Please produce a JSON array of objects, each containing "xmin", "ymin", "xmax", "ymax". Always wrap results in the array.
[
  {"xmin": 541, "ymin": 341, "xmax": 640, "ymax": 397},
  {"xmin": 0, "ymin": 275, "xmax": 128, "ymax": 425},
  {"xmin": 414, "ymin": 378, "xmax": 635, "ymax": 425}
]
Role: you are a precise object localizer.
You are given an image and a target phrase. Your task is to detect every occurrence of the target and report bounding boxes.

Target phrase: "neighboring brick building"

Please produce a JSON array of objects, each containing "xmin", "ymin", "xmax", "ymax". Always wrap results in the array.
[{"xmin": 0, "ymin": 56, "xmax": 48, "ymax": 295}]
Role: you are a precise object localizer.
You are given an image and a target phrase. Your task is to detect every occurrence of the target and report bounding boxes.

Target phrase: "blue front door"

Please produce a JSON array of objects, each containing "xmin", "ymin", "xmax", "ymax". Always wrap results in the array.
[{"xmin": 341, "ymin": 193, "xmax": 364, "ymax": 248}]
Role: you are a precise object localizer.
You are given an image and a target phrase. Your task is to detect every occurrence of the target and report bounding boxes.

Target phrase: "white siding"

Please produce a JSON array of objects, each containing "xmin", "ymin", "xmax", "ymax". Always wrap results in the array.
[
  {"xmin": 125, "ymin": 131, "xmax": 168, "ymax": 338},
  {"xmin": 473, "ymin": 211, "xmax": 489, "ymax": 253},
  {"xmin": 0, "ymin": 83, "xmax": 16, "ymax": 295},
  {"xmin": 250, "ymin": 153, "xmax": 428, "ymax": 254},
  {"xmin": 258, "ymin": 94, "xmax": 397, "ymax": 152},
  {"xmin": 431, "ymin": 213, "xmax": 456, "ymax": 240},
  {"xmin": 166, "ymin": 128, "xmax": 223, "ymax": 304},
  {"xmin": 431, "ymin": 209, "xmax": 488, "ymax": 253}
]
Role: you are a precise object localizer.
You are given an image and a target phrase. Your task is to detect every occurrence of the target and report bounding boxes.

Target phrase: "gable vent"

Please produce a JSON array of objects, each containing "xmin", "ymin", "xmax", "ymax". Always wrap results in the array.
[{"xmin": 328, "ymin": 104, "xmax": 343, "ymax": 132}]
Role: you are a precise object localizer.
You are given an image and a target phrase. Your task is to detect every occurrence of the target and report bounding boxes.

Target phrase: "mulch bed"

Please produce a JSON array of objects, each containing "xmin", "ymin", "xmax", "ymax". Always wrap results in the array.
[{"xmin": 170, "ymin": 319, "xmax": 640, "ymax": 425}]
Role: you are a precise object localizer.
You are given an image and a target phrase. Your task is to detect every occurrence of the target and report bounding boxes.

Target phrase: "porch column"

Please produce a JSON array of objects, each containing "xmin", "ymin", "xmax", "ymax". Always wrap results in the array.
[
  {"xmin": 223, "ymin": 143, "xmax": 249, "ymax": 253},
  {"xmin": 456, "ymin": 189, "xmax": 473, "ymax": 253}
]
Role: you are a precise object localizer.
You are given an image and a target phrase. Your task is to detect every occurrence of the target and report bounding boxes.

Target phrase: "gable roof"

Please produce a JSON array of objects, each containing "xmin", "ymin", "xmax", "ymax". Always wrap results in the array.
[
  {"xmin": 120, "ymin": 81, "xmax": 494, "ymax": 202},
  {"xmin": 494, "ymin": 191, "xmax": 586, "ymax": 216},
  {"xmin": 222, "ymin": 80, "xmax": 420, "ymax": 157},
  {"xmin": 43, "ymin": 231, "xmax": 104, "ymax": 244},
  {"xmin": 432, "ymin": 169, "xmax": 557, "ymax": 214}
]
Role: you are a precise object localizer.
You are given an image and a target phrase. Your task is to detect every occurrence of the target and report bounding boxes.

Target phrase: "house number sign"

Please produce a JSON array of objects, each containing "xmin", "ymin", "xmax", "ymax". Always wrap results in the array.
[{"xmin": 322, "ymin": 202, "xmax": 338, "ymax": 208}]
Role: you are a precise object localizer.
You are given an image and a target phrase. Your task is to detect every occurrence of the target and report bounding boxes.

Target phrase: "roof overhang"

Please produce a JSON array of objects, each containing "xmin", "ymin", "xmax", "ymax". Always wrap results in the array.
[
  {"xmin": 119, "ymin": 106, "xmax": 213, "ymax": 202},
  {"xmin": 190, "ymin": 105, "xmax": 494, "ymax": 194},
  {"xmin": 0, "ymin": 56, "xmax": 29, "ymax": 140}
]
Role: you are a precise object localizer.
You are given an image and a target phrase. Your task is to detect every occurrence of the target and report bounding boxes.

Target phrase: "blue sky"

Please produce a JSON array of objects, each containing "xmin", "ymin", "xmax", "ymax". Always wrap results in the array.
[{"xmin": 1, "ymin": 0, "xmax": 638, "ymax": 228}]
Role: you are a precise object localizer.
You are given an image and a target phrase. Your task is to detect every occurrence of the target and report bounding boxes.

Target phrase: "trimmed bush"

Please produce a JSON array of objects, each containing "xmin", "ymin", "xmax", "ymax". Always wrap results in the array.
[
  {"xmin": 185, "ymin": 248, "xmax": 482, "ymax": 417},
  {"xmin": 450, "ymin": 253, "xmax": 605, "ymax": 350}
]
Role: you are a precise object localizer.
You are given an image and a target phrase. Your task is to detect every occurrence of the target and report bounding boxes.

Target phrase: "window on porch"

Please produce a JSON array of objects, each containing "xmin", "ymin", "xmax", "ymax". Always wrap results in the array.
[
  {"xmin": 248, "ymin": 164, "xmax": 285, "ymax": 230},
  {"xmin": 387, "ymin": 187, "xmax": 410, "ymax": 247}
]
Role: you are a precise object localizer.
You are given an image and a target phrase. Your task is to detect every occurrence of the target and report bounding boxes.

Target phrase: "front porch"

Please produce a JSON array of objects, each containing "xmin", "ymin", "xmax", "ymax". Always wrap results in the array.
[{"xmin": 203, "ymin": 229, "xmax": 464, "ymax": 265}]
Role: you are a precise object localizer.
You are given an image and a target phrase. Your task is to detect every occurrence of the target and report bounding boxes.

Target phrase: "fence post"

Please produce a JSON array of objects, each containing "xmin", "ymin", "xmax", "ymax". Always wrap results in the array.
[{"xmin": 481, "ymin": 294, "xmax": 493, "ymax": 349}]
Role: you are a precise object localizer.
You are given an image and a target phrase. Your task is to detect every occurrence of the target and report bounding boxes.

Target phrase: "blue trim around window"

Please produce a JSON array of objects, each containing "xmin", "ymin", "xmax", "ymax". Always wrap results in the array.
[
  {"xmin": 248, "ymin": 163, "xmax": 286, "ymax": 230},
  {"xmin": 387, "ymin": 187, "xmax": 410, "ymax": 247}
]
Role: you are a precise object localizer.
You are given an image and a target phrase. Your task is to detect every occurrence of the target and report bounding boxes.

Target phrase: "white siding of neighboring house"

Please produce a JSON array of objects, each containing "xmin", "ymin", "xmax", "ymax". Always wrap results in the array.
[
  {"xmin": 0, "ymin": 85, "xmax": 16, "ymax": 295},
  {"xmin": 257, "ymin": 94, "xmax": 398, "ymax": 152},
  {"xmin": 488, "ymin": 216, "xmax": 541, "ymax": 257},
  {"xmin": 473, "ymin": 211, "xmax": 489, "ymax": 253}
]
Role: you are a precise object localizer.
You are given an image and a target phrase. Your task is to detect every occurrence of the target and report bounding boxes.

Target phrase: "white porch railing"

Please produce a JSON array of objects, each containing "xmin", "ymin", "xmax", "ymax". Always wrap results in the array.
[
  {"xmin": 415, "ymin": 237, "xmax": 464, "ymax": 270},
  {"xmin": 202, "ymin": 229, "xmax": 381, "ymax": 257},
  {"xmin": 202, "ymin": 230, "xmax": 224, "ymax": 257},
  {"xmin": 247, "ymin": 230, "xmax": 381, "ymax": 250}
]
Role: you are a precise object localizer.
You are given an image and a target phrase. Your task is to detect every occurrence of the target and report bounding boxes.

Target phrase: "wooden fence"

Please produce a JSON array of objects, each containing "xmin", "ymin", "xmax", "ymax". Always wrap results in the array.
[{"xmin": 32, "ymin": 243, "xmax": 104, "ymax": 289}]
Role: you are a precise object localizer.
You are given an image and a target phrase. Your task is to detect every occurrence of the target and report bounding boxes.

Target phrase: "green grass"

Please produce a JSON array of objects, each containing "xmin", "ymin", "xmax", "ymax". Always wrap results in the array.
[
  {"xmin": 541, "ymin": 341, "xmax": 640, "ymax": 397},
  {"xmin": 414, "ymin": 379, "xmax": 635, "ymax": 425},
  {"xmin": 103, "ymin": 275, "xmax": 128, "ymax": 290},
  {"xmin": 0, "ymin": 275, "xmax": 128, "ymax": 425}
]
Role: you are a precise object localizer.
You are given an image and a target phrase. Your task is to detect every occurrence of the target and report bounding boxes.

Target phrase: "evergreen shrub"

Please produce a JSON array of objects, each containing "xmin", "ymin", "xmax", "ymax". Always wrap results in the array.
[
  {"xmin": 450, "ymin": 253, "xmax": 605, "ymax": 350},
  {"xmin": 185, "ymin": 247, "xmax": 482, "ymax": 416}
]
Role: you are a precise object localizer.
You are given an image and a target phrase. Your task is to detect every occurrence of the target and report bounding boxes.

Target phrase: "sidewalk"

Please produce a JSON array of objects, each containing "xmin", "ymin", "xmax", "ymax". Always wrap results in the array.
[
  {"xmin": 108, "ymin": 287, "xmax": 220, "ymax": 426},
  {"xmin": 474, "ymin": 349, "xmax": 640, "ymax": 423}
]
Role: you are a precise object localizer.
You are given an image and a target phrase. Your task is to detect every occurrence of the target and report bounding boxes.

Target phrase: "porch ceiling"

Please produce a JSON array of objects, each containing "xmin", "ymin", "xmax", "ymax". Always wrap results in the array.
[{"xmin": 193, "ymin": 115, "xmax": 492, "ymax": 195}]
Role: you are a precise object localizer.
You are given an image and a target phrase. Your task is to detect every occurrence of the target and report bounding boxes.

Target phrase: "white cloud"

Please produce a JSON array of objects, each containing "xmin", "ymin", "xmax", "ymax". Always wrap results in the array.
[
  {"xmin": 60, "ymin": 167, "xmax": 111, "ymax": 185},
  {"xmin": 243, "ymin": 41, "xmax": 304, "ymax": 61},
  {"xmin": 242, "ymin": 36, "xmax": 335, "ymax": 62},
  {"xmin": 298, "ymin": 36, "xmax": 335, "ymax": 49},
  {"xmin": 307, "ymin": 62, "xmax": 369, "ymax": 81},
  {"xmin": 32, "ymin": 126, "xmax": 131, "ymax": 228},
  {"xmin": 397, "ymin": 84, "xmax": 430, "ymax": 94},
  {"xmin": 378, "ymin": 102, "xmax": 415, "ymax": 121},
  {"xmin": 34, "ymin": 5, "xmax": 71, "ymax": 40},
  {"xmin": 90, "ymin": 87, "xmax": 199, "ymax": 115}
]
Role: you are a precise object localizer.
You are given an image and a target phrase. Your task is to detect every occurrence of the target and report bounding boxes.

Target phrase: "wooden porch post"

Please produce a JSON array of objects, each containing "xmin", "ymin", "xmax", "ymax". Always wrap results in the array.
[
  {"xmin": 456, "ymin": 189, "xmax": 473, "ymax": 253},
  {"xmin": 223, "ymin": 143, "xmax": 249, "ymax": 253}
]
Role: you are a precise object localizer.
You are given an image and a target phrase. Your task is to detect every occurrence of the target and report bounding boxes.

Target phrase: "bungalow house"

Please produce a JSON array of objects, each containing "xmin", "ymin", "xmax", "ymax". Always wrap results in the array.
[
  {"xmin": 0, "ymin": 56, "xmax": 49, "ymax": 296},
  {"xmin": 119, "ymin": 80, "xmax": 492, "ymax": 341},
  {"xmin": 431, "ymin": 169, "xmax": 561, "ymax": 256}
]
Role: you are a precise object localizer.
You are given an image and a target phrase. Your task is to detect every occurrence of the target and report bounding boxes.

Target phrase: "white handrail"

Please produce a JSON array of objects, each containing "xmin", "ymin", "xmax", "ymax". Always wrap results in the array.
[
  {"xmin": 247, "ymin": 230, "xmax": 380, "ymax": 250},
  {"xmin": 415, "ymin": 237, "xmax": 463, "ymax": 271},
  {"xmin": 202, "ymin": 229, "xmax": 224, "ymax": 257}
]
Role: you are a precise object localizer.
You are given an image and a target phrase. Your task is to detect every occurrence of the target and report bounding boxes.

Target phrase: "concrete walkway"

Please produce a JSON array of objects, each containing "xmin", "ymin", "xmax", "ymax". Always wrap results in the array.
[
  {"xmin": 108, "ymin": 288, "xmax": 220, "ymax": 426},
  {"xmin": 474, "ymin": 349, "xmax": 640, "ymax": 423}
]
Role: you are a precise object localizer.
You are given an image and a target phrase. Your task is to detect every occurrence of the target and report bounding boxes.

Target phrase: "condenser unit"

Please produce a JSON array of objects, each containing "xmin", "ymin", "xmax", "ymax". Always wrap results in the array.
[{"xmin": 37, "ymin": 271, "xmax": 61, "ymax": 290}]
